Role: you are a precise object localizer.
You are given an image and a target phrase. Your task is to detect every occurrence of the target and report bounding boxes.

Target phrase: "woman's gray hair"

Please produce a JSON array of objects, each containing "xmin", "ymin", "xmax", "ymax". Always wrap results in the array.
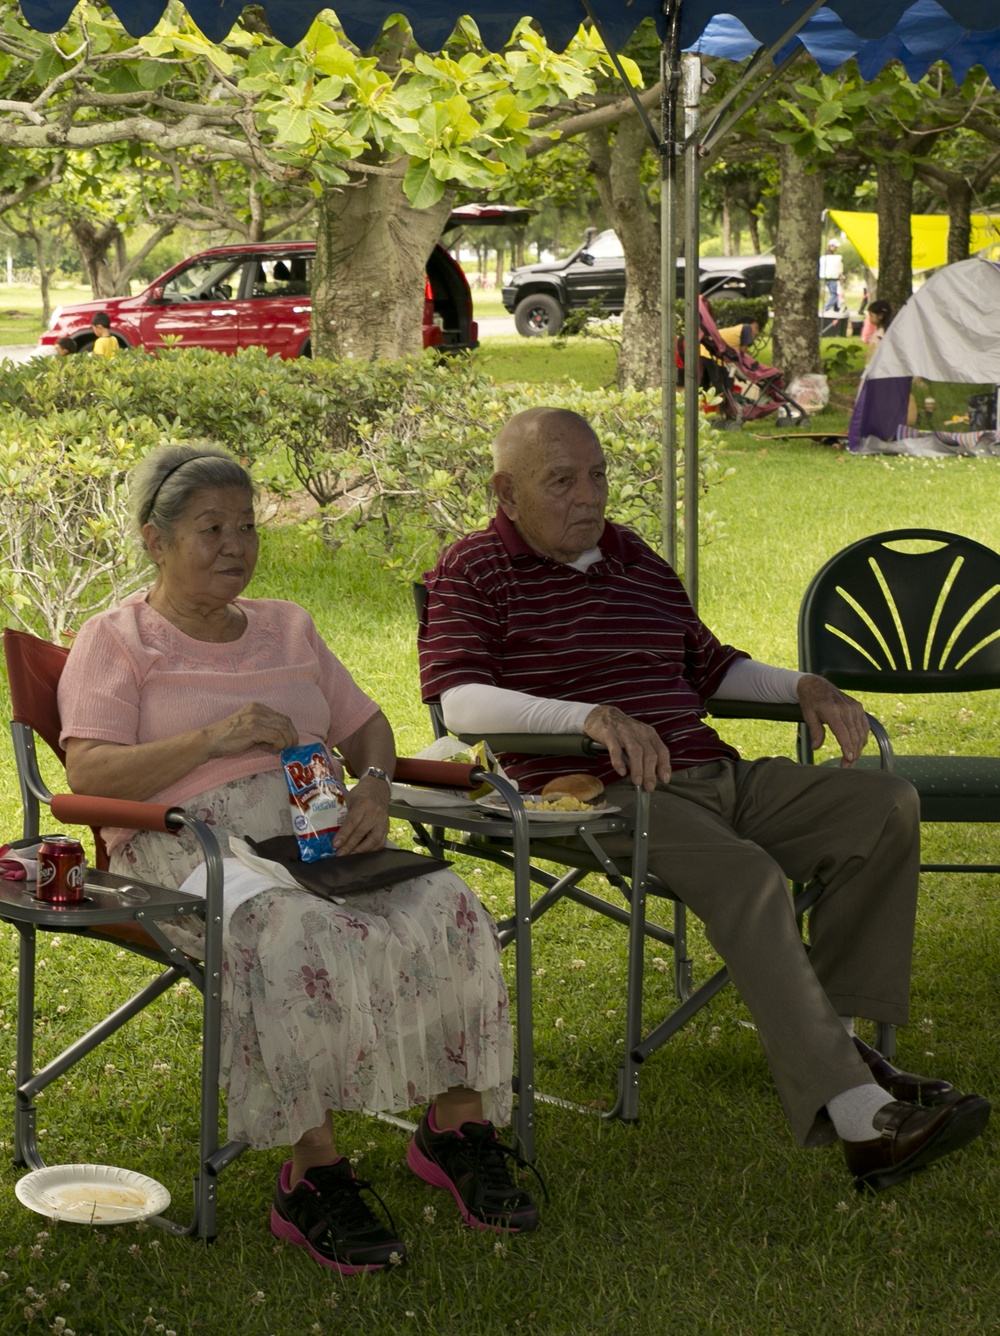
[{"xmin": 131, "ymin": 443, "xmax": 256, "ymax": 544}]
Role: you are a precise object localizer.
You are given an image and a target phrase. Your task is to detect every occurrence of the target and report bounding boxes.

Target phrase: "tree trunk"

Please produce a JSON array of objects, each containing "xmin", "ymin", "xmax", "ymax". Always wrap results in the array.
[
  {"xmin": 587, "ymin": 115, "xmax": 660, "ymax": 390},
  {"xmin": 876, "ymin": 155, "xmax": 913, "ymax": 313},
  {"xmin": 312, "ymin": 169, "xmax": 453, "ymax": 360},
  {"xmin": 946, "ymin": 177, "xmax": 972, "ymax": 265},
  {"xmin": 29, "ymin": 225, "xmax": 60, "ymax": 327},
  {"xmin": 772, "ymin": 144, "xmax": 823, "ymax": 383},
  {"xmin": 722, "ymin": 197, "xmax": 732, "ymax": 255},
  {"xmin": 71, "ymin": 217, "xmax": 123, "ymax": 299}
]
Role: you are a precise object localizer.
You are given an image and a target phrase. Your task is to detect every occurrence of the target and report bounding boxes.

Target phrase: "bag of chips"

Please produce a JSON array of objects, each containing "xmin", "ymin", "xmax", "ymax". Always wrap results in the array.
[{"xmin": 280, "ymin": 742, "xmax": 348, "ymax": 862}]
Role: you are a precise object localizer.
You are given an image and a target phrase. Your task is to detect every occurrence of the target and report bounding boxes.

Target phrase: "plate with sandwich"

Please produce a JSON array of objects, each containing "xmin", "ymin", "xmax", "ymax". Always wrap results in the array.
[{"xmin": 476, "ymin": 774, "xmax": 618, "ymax": 822}]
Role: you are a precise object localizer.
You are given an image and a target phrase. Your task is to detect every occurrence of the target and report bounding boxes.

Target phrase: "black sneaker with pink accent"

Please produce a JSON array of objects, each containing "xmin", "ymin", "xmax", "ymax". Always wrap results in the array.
[
  {"xmin": 406, "ymin": 1112, "xmax": 540, "ymax": 1232},
  {"xmin": 270, "ymin": 1158, "xmax": 407, "ymax": 1273}
]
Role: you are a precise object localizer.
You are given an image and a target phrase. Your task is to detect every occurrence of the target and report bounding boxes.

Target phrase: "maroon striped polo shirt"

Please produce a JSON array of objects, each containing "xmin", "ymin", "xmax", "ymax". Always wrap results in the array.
[{"xmin": 419, "ymin": 509, "xmax": 746, "ymax": 790}]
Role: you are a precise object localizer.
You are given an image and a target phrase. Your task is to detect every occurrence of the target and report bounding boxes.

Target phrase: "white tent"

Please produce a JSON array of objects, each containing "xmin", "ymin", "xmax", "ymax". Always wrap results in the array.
[{"xmin": 849, "ymin": 258, "xmax": 1000, "ymax": 455}]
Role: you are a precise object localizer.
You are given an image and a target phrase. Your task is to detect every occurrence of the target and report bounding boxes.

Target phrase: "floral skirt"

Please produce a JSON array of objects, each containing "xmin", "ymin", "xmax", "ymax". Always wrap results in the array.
[{"xmin": 110, "ymin": 772, "xmax": 513, "ymax": 1149}]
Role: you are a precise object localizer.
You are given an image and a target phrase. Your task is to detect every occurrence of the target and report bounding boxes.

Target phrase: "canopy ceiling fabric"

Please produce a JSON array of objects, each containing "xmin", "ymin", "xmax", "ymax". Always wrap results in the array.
[
  {"xmin": 17, "ymin": 0, "xmax": 1000, "ymax": 54},
  {"xmin": 828, "ymin": 210, "xmax": 1000, "ymax": 271},
  {"xmin": 692, "ymin": 4, "xmax": 1000, "ymax": 85}
]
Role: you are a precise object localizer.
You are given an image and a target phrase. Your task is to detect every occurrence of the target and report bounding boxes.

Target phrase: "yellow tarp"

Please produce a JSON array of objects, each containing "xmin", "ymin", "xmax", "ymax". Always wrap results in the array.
[{"xmin": 828, "ymin": 209, "xmax": 1000, "ymax": 272}]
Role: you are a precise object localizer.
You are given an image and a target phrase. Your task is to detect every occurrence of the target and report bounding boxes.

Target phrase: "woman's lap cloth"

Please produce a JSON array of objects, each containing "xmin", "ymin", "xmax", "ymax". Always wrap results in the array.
[
  {"xmin": 600, "ymin": 757, "xmax": 920, "ymax": 1148},
  {"xmin": 111, "ymin": 771, "xmax": 512, "ymax": 1148}
]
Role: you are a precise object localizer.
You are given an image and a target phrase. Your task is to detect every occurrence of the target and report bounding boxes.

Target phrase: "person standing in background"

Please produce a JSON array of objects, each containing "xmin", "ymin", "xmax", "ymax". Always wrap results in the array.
[{"xmin": 819, "ymin": 241, "xmax": 844, "ymax": 312}]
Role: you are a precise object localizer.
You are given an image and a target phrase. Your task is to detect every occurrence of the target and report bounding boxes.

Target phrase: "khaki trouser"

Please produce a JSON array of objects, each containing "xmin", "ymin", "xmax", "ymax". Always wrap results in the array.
[{"xmin": 600, "ymin": 757, "xmax": 921, "ymax": 1147}]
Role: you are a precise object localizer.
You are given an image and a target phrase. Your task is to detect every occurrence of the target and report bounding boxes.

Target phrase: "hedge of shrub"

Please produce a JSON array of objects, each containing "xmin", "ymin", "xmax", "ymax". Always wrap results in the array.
[{"xmin": 0, "ymin": 346, "xmax": 731, "ymax": 634}]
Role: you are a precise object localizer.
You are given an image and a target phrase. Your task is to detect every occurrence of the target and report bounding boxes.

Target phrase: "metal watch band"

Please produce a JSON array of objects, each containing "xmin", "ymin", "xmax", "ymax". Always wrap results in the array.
[{"xmin": 361, "ymin": 766, "xmax": 392, "ymax": 793}]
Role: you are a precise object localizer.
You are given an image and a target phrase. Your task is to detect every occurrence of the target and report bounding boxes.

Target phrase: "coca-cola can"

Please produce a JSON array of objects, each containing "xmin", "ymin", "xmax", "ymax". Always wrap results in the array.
[{"xmin": 36, "ymin": 836, "xmax": 86, "ymax": 904}]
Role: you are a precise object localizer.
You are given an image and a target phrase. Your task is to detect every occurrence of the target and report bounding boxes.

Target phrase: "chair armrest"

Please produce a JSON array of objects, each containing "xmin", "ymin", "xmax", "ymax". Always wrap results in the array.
[
  {"xmin": 393, "ymin": 758, "xmax": 486, "ymax": 790},
  {"xmin": 457, "ymin": 733, "xmax": 607, "ymax": 757},
  {"xmin": 705, "ymin": 698, "xmax": 804, "ymax": 723},
  {"xmin": 50, "ymin": 793, "xmax": 186, "ymax": 834}
]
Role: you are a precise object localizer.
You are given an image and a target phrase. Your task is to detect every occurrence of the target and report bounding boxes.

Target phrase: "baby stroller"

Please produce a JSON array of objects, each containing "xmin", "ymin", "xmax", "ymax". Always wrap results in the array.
[{"xmin": 676, "ymin": 296, "xmax": 807, "ymax": 425}]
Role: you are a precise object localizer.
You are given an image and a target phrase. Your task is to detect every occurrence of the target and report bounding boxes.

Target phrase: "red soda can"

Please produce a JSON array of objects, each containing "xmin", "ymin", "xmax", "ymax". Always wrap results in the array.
[{"xmin": 36, "ymin": 836, "xmax": 86, "ymax": 904}]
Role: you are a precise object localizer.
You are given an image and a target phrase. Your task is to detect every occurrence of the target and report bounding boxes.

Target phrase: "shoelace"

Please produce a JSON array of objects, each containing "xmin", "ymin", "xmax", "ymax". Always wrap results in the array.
[
  {"xmin": 298, "ymin": 1166, "xmax": 400, "ymax": 1242},
  {"xmin": 452, "ymin": 1128, "xmax": 549, "ymax": 1207}
]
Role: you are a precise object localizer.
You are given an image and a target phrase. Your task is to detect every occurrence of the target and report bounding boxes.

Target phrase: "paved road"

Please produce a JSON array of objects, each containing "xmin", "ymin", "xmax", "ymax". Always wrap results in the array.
[
  {"xmin": 477, "ymin": 315, "xmax": 516, "ymax": 338},
  {"xmin": 1, "ymin": 344, "xmax": 43, "ymax": 364}
]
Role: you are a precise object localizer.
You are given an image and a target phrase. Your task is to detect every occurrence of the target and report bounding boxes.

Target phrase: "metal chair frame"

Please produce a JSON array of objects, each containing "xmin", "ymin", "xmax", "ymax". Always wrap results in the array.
[{"xmin": 3, "ymin": 627, "xmax": 246, "ymax": 1240}]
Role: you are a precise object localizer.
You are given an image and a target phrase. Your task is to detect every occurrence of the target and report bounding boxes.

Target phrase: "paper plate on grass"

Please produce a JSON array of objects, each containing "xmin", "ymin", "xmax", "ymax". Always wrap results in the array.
[{"xmin": 15, "ymin": 1164, "xmax": 170, "ymax": 1224}]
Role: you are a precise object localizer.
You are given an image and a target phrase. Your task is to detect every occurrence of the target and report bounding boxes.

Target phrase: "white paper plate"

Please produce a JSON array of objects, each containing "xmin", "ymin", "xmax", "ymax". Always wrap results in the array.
[
  {"xmin": 475, "ymin": 795, "xmax": 620, "ymax": 822},
  {"xmin": 390, "ymin": 783, "xmax": 478, "ymax": 811},
  {"xmin": 15, "ymin": 1164, "xmax": 171, "ymax": 1224}
]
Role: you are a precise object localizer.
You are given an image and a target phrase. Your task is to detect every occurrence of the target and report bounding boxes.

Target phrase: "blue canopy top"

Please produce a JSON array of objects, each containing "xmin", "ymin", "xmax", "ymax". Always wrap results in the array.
[
  {"xmin": 15, "ymin": 0, "xmax": 1000, "ymax": 58},
  {"xmin": 691, "ymin": 3, "xmax": 1000, "ymax": 86}
]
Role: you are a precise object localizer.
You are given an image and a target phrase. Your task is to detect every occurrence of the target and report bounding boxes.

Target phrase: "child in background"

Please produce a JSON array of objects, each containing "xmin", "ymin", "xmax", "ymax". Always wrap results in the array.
[
  {"xmin": 55, "ymin": 337, "xmax": 77, "ymax": 356},
  {"xmin": 90, "ymin": 313, "xmax": 117, "ymax": 357}
]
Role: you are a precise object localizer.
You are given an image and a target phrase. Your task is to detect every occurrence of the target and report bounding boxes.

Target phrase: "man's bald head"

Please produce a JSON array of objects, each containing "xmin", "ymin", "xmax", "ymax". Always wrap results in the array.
[
  {"xmin": 491, "ymin": 408, "xmax": 599, "ymax": 477},
  {"xmin": 490, "ymin": 408, "xmax": 608, "ymax": 563}
]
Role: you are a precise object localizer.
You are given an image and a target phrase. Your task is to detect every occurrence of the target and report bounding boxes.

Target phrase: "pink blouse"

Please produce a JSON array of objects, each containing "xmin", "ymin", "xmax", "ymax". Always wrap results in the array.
[{"xmin": 58, "ymin": 591, "xmax": 379, "ymax": 848}]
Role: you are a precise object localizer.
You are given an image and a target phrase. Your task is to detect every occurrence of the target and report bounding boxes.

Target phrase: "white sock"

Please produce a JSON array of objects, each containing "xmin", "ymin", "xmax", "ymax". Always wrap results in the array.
[
  {"xmin": 828, "ymin": 1083, "xmax": 895, "ymax": 1142},
  {"xmin": 839, "ymin": 1015, "xmax": 856, "ymax": 1037}
]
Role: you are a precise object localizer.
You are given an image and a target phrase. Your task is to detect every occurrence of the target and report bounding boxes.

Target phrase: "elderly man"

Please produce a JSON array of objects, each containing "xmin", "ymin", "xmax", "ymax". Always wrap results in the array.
[{"xmin": 418, "ymin": 406, "xmax": 990, "ymax": 1190}]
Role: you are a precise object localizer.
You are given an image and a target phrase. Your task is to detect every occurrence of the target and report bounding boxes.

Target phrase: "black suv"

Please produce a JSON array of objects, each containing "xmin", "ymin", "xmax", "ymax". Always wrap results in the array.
[{"xmin": 502, "ymin": 228, "xmax": 775, "ymax": 336}]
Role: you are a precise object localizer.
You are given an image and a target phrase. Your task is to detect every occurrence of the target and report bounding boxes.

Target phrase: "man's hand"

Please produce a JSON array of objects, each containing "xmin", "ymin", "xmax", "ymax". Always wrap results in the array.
[
  {"xmin": 334, "ymin": 776, "xmax": 390, "ymax": 855},
  {"xmin": 583, "ymin": 704, "xmax": 671, "ymax": 791},
  {"xmin": 797, "ymin": 674, "xmax": 869, "ymax": 767}
]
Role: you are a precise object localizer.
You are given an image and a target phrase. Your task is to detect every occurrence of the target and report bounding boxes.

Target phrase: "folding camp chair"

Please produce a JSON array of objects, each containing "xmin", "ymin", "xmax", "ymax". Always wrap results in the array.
[
  {"xmin": 407, "ymin": 587, "xmax": 844, "ymax": 1124},
  {"xmin": 2, "ymin": 626, "xmax": 242, "ymax": 1239},
  {"xmin": 2, "ymin": 627, "xmax": 558, "ymax": 1174},
  {"xmin": 798, "ymin": 528, "xmax": 1000, "ymax": 876}
]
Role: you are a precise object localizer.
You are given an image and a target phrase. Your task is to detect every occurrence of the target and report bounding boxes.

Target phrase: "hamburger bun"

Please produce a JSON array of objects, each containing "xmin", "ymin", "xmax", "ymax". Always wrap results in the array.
[{"xmin": 540, "ymin": 773, "xmax": 605, "ymax": 803}]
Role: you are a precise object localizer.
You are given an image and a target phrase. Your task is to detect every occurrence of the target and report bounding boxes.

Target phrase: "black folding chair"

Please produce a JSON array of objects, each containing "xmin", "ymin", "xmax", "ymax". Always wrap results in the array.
[{"xmin": 799, "ymin": 528, "xmax": 1000, "ymax": 875}]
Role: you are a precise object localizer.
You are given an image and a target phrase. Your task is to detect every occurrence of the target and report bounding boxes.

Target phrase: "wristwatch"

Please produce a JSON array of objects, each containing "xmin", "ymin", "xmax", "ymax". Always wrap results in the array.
[{"xmin": 361, "ymin": 765, "xmax": 392, "ymax": 793}]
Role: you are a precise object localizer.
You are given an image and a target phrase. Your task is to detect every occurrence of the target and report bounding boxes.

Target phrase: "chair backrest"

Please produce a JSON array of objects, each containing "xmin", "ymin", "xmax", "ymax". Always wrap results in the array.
[
  {"xmin": 3, "ymin": 627, "xmax": 110, "ymax": 866},
  {"xmin": 412, "ymin": 582, "xmax": 448, "ymax": 739},
  {"xmin": 4, "ymin": 627, "xmax": 70, "ymax": 762},
  {"xmin": 799, "ymin": 529, "xmax": 1000, "ymax": 693}
]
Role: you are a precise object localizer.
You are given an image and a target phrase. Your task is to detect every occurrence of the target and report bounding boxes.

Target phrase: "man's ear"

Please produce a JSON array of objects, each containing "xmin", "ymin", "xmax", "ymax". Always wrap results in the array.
[{"xmin": 492, "ymin": 471, "xmax": 517, "ymax": 518}]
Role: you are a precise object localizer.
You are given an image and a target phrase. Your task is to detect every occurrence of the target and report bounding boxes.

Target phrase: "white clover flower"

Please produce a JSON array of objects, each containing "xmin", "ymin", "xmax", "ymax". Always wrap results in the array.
[
  {"xmin": 568, "ymin": 959, "xmax": 586, "ymax": 970},
  {"xmin": 423, "ymin": 1204, "xmax": 437, "ymax": 1222}
]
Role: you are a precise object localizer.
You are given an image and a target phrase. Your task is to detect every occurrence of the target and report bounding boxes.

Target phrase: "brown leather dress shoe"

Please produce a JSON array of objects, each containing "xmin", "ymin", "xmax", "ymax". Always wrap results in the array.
[
  {"xmin": 844, "ymin": 1093, "xmax": 991, "ymax": 1191},
  {"xmin": 853, "ymin": 1035, "xmax": 956, "ymax": 1106}
]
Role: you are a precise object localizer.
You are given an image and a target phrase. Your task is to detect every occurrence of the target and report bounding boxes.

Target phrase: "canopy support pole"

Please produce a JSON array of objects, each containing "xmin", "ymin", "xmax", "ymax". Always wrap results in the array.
[
  {"xmin": 660, "ymin": 2, "xmax": 682, "ymax": 568},
  {"xmin": 681, "ymin": 50, "xmax": 702, "ymax": 607}
]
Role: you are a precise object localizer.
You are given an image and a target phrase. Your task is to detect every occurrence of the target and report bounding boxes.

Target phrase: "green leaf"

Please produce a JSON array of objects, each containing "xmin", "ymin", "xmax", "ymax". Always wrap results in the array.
[{"xmin": 403, "ymin": 158, "xmax": 445, "ymax": 208}]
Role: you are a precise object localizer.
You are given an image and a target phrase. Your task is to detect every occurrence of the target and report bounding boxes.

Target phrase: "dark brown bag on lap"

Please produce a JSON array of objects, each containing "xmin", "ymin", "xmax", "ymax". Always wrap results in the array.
[{"xmin": 247, "ymin": 835, "xmax": 450, "ymax": 901}]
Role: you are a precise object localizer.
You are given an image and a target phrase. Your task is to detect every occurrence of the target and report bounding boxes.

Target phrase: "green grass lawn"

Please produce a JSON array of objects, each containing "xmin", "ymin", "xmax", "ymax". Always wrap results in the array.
[
  {"xmin": 2, "ymin": 364, "xmax": 1000, "ymax": 1333},
  {"xmin": 0, "ymin": 284, "xmax": 92, "ymax": 345}
]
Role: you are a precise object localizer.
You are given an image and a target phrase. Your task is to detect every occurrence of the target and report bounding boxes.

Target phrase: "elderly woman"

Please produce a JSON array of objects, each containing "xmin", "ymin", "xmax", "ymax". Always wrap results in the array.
[{"xmin": 57, "ymin": 443, "xmax": 537, "ymax": 1274}]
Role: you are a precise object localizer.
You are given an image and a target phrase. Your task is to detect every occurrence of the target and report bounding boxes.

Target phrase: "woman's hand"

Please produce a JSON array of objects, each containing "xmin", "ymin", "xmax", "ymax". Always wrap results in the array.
[
  {"xmin": 334, "ymin": 777, "xmax": 390, "ymax": 855},
  {"xmin": 204, "ymin": 703, "xmax": 299, "ymax": 758}
]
